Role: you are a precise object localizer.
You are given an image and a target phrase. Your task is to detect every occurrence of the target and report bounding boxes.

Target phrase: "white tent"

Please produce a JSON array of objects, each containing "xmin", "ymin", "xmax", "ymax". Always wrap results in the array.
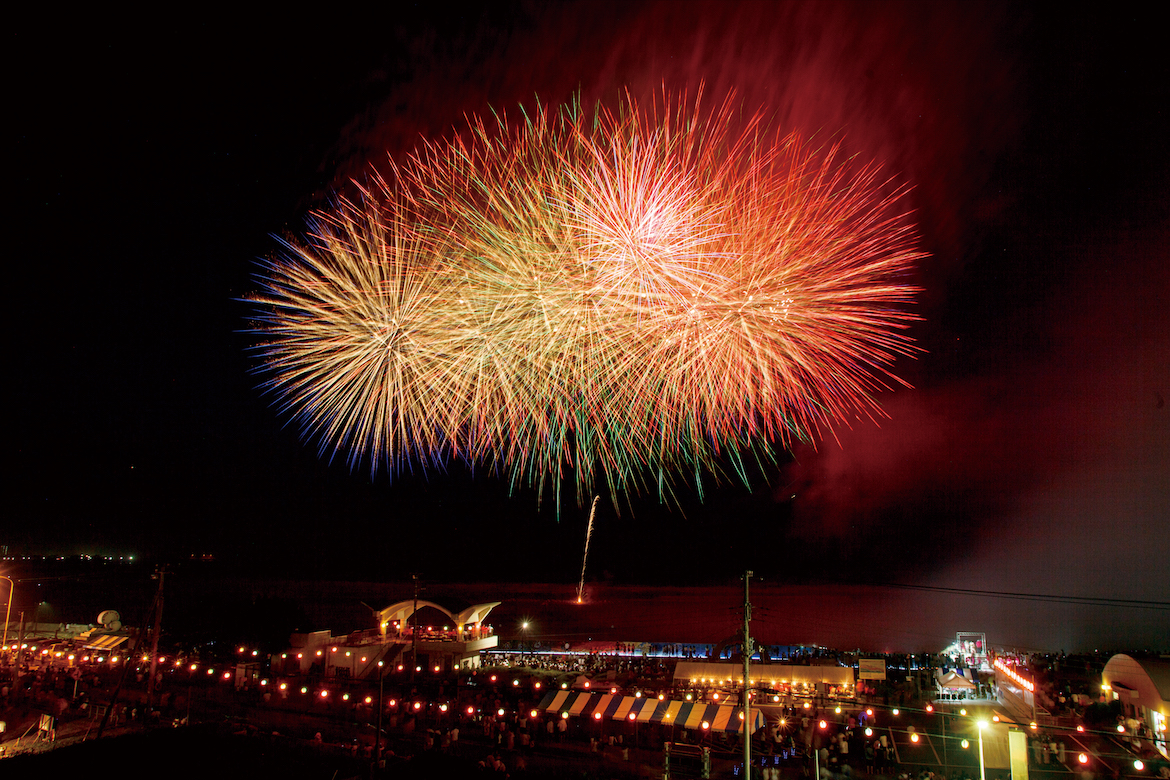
[{"xmin": 936, "ymin": 671, "xmax": 976, "ymax": 689}]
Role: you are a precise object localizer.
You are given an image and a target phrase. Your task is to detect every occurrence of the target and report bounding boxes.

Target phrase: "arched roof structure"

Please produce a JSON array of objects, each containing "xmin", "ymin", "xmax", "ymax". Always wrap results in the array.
[
  {"xmin": 376, "ymin": 600, "xmax": 501, "ymax": 632},
  {"xmin": 1102, "ymin": 654, "xmax": 1170, "ymax": 709},
  {"xmin": 378, "ymin": 600, "xmax": 455, "ymax": 629},
  {"xmin": 455, "ymin": 602, "xmax": 502, "ymax": 627},
  {"xmin": 1102, "ymin": 654, "xmax": 1170, "ymax": 759}
]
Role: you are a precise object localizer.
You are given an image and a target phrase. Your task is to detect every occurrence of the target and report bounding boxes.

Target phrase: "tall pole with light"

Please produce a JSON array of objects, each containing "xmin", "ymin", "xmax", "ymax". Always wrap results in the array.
[
  {"xmin": 410, "ymin": 574, "xmax": 420, "ymax": 684},
  {"xmin": 742, "ymin": 571, "xmax": 754, "ymax": 780},
  {"xmin": 977, "ymin": 720, "xmax": 987, "ymax": 780},
  {"xmin": 374, "ymin": 659, "xmax": 386, "ymax": 773}
]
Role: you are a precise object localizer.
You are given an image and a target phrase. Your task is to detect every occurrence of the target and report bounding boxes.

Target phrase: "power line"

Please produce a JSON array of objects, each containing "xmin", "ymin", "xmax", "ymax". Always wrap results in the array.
[{"xmin": 879, "ymin": 583, "xmax": 1170, "ymax": 610}]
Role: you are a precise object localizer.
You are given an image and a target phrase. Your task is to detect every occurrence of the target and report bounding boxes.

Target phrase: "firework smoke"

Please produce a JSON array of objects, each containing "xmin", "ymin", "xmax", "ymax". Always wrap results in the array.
[{"xmin": 251, "ymin": 92, "xmax": 922, "ymax": 508}]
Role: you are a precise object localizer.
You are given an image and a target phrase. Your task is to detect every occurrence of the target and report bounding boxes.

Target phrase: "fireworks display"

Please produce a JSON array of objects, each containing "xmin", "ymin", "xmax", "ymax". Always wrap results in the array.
[{"xmin": 251, "ymin": 93, "xmax": 923, "ymax": 509}]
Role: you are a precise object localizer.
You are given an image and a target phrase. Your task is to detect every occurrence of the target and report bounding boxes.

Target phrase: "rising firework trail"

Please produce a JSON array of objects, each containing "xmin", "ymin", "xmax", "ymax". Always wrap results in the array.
[
  {"xmin": 251, "ymin": 91, "xmax": 923, "ymax": 510},
  {"xmin": 577, "ymin": 495, "xmax": 599, "ymax": 603}
]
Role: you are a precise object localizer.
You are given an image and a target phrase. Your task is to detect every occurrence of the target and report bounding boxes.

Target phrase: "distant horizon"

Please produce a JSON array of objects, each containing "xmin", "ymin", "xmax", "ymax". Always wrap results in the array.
[{"xmin": 4, "ymin": 558, "xmax": 1164, "ymax": 655}]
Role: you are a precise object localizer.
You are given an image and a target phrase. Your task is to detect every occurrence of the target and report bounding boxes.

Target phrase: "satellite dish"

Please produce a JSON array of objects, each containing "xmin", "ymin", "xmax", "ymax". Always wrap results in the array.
[{"xmin": 97, "ymin": 610, "xmax": 122, "ymax": 630}]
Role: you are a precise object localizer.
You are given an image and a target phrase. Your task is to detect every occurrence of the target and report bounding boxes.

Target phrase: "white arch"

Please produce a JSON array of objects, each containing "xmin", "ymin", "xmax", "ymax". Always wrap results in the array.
[
  {"xmin": 377, "ymin": 600, "xmax": 456, "ymax": 635},
  {"xmin": 455, "ymin": 602, "xmax": 502, "ymax": 629},
  {"xmin": 376, "ymin": 600, "xmax": 501, "ymax": 636}
]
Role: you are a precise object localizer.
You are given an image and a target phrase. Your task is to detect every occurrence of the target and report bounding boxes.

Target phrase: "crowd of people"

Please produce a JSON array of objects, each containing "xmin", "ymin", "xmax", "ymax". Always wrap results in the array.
[{"xmin": 6, "ymin": 637, "xmax": 1167, "ymax": 779}]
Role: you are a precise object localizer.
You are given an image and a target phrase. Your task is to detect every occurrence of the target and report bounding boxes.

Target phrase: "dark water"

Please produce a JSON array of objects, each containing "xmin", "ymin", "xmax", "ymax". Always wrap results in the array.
[{"xmin": 11, "ymin": 560, "xmax": 1167, "ymax": 653}]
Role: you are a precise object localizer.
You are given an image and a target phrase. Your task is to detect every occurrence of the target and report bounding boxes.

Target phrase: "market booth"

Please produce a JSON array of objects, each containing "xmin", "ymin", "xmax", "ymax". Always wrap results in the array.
[{"xmin": 936, "ymin": 669, "xmax": 978, "ymax": 700}]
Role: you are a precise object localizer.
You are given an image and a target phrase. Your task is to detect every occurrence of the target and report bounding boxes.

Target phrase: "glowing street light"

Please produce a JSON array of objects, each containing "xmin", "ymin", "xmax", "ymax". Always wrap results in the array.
[{"xmin": 976, "ymin": 720, "xmax": 988, "ymax": 780}]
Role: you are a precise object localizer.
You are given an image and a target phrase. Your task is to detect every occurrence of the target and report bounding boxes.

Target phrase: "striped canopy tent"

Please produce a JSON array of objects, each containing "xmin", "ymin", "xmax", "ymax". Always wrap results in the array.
[
  {"xmin": 78, "ymin": 633, "xmax": 129, "ymax": 651},
  {"xmin": 537, "ymin": 690, "xmax": 765, "ymax": 734}
]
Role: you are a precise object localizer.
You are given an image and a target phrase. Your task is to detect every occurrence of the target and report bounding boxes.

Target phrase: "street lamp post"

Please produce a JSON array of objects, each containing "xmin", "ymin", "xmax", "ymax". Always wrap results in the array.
[{"xmin": 977, "ymin": 721, "xmax": 988, "ymax": 780}]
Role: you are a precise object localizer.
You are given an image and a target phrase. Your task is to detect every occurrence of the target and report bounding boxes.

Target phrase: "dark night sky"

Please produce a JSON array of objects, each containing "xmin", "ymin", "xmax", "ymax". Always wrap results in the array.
[{"xmin": 11, "ymin": 3, "xmax": 1168, "ymax": 649}]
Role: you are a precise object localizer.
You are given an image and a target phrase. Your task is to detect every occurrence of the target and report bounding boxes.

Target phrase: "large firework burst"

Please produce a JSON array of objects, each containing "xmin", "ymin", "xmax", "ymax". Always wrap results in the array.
[{"xmin": 250, "ymin": 92, "xmax": 923, "ymax": 508}]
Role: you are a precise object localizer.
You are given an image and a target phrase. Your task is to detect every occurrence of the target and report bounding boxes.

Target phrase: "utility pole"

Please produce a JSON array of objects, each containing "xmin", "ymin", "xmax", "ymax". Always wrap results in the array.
[
  {"xmin": 374, "ymin": 660, "xmax": 386, "ymax": 775},
  {"xmin": 743, "ymin": 570, "xmax": 754, "ymax": 780},
  {"xmin": 98, "ymin": 579, "xmax": 163, "ymax": 739},
  {"xmin": 13, "ymin": 611, "xmax": 25, "ymax": 677},
  {"xmin": 410, "ymin": 574, "xmax": 419, "ymax": 684},
  {"xmin": 0, "ymin": 575, "xmax": 13, "ymax": 649},
  {"xmin": 145, "ymin": 565, "xmax": 166, "ymax": 713}
]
